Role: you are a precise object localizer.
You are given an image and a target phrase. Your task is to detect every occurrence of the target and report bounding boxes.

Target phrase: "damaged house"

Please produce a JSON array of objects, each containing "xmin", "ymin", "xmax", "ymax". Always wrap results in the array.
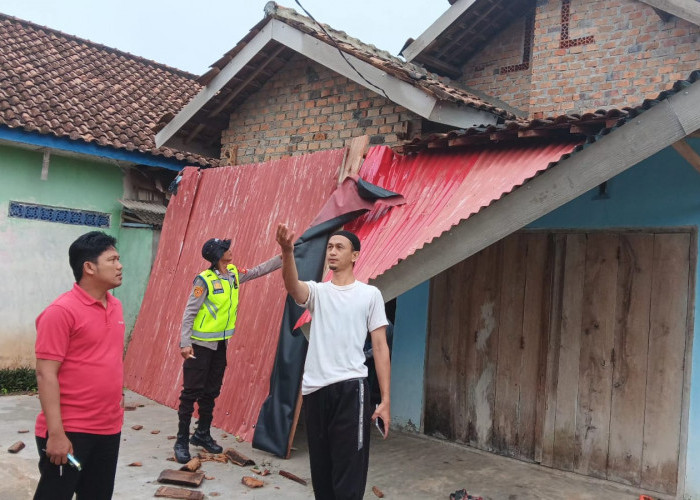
[{"xmin": 127, "ymin": 0, "xmax": 700, "ymax": 498}]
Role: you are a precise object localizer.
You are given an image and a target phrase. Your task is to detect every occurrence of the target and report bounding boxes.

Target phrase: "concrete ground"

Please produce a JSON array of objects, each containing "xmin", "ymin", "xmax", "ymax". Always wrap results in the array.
[{"xmin": 0, "ymin": 391, "xmax": 667, "ymax": 499}]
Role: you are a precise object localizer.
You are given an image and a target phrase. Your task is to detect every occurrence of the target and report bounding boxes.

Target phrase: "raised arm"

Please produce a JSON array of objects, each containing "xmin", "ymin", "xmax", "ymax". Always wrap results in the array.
[
  {"xmin": 239, "ymin": 254, "xmax": 282, "ymax": 284},
  {"xmin": 276, "ymin": 223, "xmax": 309, "ymax": 305}
]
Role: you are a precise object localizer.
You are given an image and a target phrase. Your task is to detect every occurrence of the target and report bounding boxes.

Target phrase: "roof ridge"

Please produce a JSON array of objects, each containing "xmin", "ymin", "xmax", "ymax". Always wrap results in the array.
[{"xmin": 0, "ymin": 12, "xmax": 199, "ymax": 80}]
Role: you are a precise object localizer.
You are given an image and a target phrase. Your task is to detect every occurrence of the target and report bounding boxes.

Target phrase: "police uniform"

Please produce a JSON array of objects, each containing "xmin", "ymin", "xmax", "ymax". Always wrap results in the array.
[{"xmin": 174, "ymin": 239, "xmax": 280, "ymax": 463}]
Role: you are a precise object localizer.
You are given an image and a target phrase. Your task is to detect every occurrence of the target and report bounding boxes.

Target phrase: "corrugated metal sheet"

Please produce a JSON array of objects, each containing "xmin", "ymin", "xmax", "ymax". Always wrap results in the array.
[
  {"xmin": 123, "ymin": 149, "xmax": 345, "ymax": 440},
  {"xmin": 345, "ymin": 142, "xmax": 582, "ymax": 283}
]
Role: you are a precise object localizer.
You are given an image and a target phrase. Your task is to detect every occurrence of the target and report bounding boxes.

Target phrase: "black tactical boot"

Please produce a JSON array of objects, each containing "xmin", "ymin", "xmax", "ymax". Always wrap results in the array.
[
  {"xmin": 189, "ymin": 417, "xmax": 223, "ymax": 454},
  {"xmin": 174, "ymin": 417, "xmax": 191, "ymax": 464}
]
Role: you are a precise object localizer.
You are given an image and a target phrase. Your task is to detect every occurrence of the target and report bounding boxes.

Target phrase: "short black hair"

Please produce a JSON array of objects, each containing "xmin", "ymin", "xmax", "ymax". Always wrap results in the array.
[
  {"xmin": 69, "ymin": 231, "xmax": 117, "ymax": 282},
  {"xmin": 330, "ymin": 230, "xmax": 361, "ymax": 251}
]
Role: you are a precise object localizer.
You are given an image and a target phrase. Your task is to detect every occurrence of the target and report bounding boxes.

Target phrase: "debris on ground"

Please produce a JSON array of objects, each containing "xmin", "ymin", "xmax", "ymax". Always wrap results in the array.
[
  {"xmin": 279, "ymin": 470, "xmax": 307, "ymax": 486},
  {"xmin": 241, "ymin": 476, "xmax": 264, "ymax": 488},
  {"xmin": 251, "ymin": 466, "xmax": 270, "ymax": 476},
  {"xmin": 128, "ymin": 462, "xmax": 142, "ymax": 467},
  {"xmin": 204, "ymin": 475, "xmax": 215, "ymax": 480},
  {"xmin": 209, "ymin": 493, "xmax": 220, "ymax": 497},
  {"xmin": 372, "ymin": 485, "xmax": 385, "ymax": 498},
  {"xmin": 224, "ymin": 448, "xmax": 255, "ymax": 466},
  {"xmin": 197, "ymin": 452, "xmax": 228, "ymax": 463},
  {"xmin": 132, "ymin": 424, "xmax": 143, "ymax": 430},
  {"xmin": 124, "ymin": 405, "xmax": 137, "ymax": 411},
  {"xmin": 8, "ymin": 441, "xmax": 25, "ymax": 453},
  {"xmin": 167, "ymin": 435, "xmax": 176, "ymax": 440},
  {"xmin": 157, "ymin": 469, "xmax": 205, "ymax": 487},
  {"xmin": 17, "ymin": 429, "xmax": 29, "ymax": 433},
  {"xmin": 179, "ymin": 458, "xmax": 201, "ymax": 472},
  {"xmin": 449, "ymin": 488, "xmax": 483, "ymax": 500},
  {"xmin": 154, "ymin": 485, "xmax": 204, "ymax": 499},
  {"xmin": 151, "ymin": 430, "xmax": 161, "ymax": 434}
]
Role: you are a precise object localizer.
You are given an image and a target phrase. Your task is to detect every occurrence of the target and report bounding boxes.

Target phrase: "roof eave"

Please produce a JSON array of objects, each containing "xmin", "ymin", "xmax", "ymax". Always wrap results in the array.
[
  {"xmin": 371, "ymin": 75, "xmax": 700, "ymax": 302},
  {"xmin": 638, "ymin": 0, "xmax": 700, "ymax": 26},
  {"xmin": 155, "ymin": 20, "xmax": 275, "ymax": 149},
  {"xmin": 157, "ymin": 16, "xmax": 503, "ymax": 150},
  {"xmin": 401, "ymin": 0, "xmax": 478, "ymax": 63}
]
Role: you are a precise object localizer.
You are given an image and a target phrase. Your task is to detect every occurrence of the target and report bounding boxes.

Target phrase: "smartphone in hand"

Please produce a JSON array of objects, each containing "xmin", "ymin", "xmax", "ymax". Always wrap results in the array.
[{"xmin": 375, "ymin": 416, "xmax": 386, "ymax": 438}]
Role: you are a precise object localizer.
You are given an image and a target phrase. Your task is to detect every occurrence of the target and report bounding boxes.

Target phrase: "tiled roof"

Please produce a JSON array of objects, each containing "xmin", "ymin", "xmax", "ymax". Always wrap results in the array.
[
  {"xmin": 0, "ymin": 14, "xmax": 215, "ymax": 167},
  {"xmin": 398, "ymin": 70, "xmax": 700, "ymax": 153},
  {"xmin": 199, "ymin": 2, "xmax": 518, "ymax": 121}
]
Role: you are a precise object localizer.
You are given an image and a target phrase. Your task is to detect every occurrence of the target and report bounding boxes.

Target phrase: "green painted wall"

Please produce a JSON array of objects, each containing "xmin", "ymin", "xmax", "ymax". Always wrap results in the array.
[
  {"xmin": 0, "ymin": 143, "xmax": 155, "ymax": 367},
  {"xmin": 113, "ymin": 227, "xmax": 156, "ymax": 341}
]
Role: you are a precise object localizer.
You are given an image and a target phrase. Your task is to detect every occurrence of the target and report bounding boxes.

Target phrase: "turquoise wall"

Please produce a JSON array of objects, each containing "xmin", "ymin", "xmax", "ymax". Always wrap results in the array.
[
  {"xmin": 390, "ymin": 140, "xmax": 700, "ymax": 496},
  {"xmin": 0, "ymin": 143, "xmax": 154, "ymax": 366},
  {"xmin": 391, "ymin": 281, "xmax": 430, "ymax": 431},
  {"xmin": 528, "ymin": 141, "xmax": 700, "ymax": 497},
  {"xmin": 112, "ymin": 227, "xmax": 156, "ymax": 340}
]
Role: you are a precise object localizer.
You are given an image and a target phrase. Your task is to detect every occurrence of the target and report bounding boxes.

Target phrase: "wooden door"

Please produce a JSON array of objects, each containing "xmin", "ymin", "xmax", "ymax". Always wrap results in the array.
[{"xmin": 424, "ymin": 230, "xmax": 693, "ymax": 495}]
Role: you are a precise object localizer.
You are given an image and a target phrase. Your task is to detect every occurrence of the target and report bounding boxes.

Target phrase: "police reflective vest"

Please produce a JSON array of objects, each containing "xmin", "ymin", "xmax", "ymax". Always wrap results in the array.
[{"xmin": 192, "ymin": 264, "xmax": 239, "ymax": 341}]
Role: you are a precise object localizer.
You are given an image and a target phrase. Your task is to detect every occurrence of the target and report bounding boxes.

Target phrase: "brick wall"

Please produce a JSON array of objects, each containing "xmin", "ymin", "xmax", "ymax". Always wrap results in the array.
[
  {"xmin": 221, "ymin": 53, "xmax": 420, "ymax": 165},
  {"xmin": 459, "ymin": 13, "xmax": 534, "ymax": 113},
  {"xmin": 459, "ymin": 0, "xmax": 700, "ymax": 118}
]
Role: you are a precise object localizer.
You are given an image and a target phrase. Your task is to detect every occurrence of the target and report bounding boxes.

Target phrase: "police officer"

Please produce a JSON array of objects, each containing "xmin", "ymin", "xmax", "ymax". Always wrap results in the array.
[{"xmin": 174, "ymin": 237, "xmax": 280, "ymax": 463}]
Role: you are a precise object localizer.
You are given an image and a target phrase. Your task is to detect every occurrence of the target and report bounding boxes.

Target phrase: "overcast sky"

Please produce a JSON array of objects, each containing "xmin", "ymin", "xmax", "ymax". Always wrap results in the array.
[{"xmin": 0, "ymin": 1, "xmax": 448, "ymax": 75}]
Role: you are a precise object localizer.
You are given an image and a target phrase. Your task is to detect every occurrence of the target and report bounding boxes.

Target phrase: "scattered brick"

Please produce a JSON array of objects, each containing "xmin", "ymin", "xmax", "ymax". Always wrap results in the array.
[
  {"xmin": 8, "ymin": 441, "xmax": 25, "ymax": 453},
  {"xmin": 241, "ymin": 476, "xmax": 264, "ymax": 488},
  {"xmin": 279, "ymin": 470, "xmax": 307, "ymax": 486}
]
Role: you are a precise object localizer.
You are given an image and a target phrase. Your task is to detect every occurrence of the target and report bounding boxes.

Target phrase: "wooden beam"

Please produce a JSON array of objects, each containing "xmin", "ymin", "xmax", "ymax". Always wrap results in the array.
[
  {"xmin": 518, "ymin": 129, "xmax": 562, "ymax": 138},
  {"xmin": 40, "ymin": 149, "xmax": 50, "ymax": 180},
  {"xmin": 338, "ymin": 135, "xmax": 370, "ymax": 185},
  {"xmin": 638, "ymin": 0, "xmax": 700, "ymax": 26},
  {"xmin": 672, "ymin": 138, "xmax": 700, "ymax": 172},
  {"xmin": 447, "ymin": 134, "xmax": 492, "ymax": 147},
  {"xmin": 370, "ymin": 77, "xmax": 700, "ymax": 302},
  {"xmin": 401, "ymin": 0, "xmax": 478, "ymax": 62},
  {"xmin": 412, "ymin": 53, "xmax": 462, "ymax": 79}
]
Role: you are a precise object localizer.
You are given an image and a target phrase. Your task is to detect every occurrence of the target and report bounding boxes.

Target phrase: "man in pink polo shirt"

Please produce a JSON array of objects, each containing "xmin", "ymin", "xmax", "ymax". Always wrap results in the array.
[{"xmin": 34, "ymin": 231, "xmax": 125, "ymax": 500}]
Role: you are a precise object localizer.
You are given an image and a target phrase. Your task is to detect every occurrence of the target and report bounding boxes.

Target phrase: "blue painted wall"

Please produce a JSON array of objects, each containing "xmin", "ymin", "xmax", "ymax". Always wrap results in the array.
[
  {"xmin": 528, "ymin": 141, "xmax": 700, "ymax": 497},
  {"xmin": 391, "ymin": 281, "xmax": 430, "ymax": 432}
]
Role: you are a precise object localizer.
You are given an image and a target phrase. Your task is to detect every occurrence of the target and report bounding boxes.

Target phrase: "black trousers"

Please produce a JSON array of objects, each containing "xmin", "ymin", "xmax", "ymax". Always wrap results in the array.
[
  {"xmin": 34, "ymin": 431, "xmax": 121, "ymax": 500},
  {"xmin": 304, "ymin": 378, "xmax": 372, "ymax": 500},
  {"xmin": 178, "ymin": 341, "xmax": 227, "ymax": 420}
]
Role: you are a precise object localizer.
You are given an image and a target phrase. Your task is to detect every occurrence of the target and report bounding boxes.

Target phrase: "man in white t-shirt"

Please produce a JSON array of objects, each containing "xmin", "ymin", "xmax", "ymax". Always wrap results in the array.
[{"xmin": 276, "ymin": 223, "xmax": 391, "ymax": 500}]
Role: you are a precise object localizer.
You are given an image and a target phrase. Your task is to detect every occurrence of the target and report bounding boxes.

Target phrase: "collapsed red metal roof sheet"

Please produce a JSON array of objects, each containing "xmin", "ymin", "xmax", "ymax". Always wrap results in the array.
[
  {"xmin": 123, "ymin": 149, "xmax": 345, "ymax": 440},
  {"xmin": 126, "ymin": 141, "xmax": 582, "ymax": 439},
  {"xmin": 292, "ymin": 141, "xmax": 582, "ymax": 329},
  {"xmin": 346, "ymin": 142, "xmax": 583, "ymax": 283}
]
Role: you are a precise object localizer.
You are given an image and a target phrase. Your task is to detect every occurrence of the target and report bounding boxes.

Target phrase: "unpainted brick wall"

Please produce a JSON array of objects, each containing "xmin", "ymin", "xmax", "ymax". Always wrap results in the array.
[
  {"xmin": 221, "ymin": 53, "xmax": 420, "ymax": 165},
  {"xmin": 458, "ymin": 13, "xmax": 533, "ymax": 111},
  {"xmin": 459, "ymin": 0, "xmax": 700, "ymax": 118}
]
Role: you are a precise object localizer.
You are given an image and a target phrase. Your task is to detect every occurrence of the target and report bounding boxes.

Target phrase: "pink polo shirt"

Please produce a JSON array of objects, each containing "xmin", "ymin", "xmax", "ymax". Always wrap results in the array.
[{"xmin": 35, "ymin": 283, "xmax": 125, "ymax": 437}]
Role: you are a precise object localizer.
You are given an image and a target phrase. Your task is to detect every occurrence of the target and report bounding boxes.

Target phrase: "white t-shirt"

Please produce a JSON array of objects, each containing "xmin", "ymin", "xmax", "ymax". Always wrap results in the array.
[{"xmin": 299, "ymin": 280, "xmax": 388, "ymax": 395}]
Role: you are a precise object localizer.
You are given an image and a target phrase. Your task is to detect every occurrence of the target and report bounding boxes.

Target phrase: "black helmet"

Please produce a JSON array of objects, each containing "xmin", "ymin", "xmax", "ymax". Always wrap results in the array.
[{"xmin": 201, "ymin": 238, "xmax": 231, "ymax": 264}]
